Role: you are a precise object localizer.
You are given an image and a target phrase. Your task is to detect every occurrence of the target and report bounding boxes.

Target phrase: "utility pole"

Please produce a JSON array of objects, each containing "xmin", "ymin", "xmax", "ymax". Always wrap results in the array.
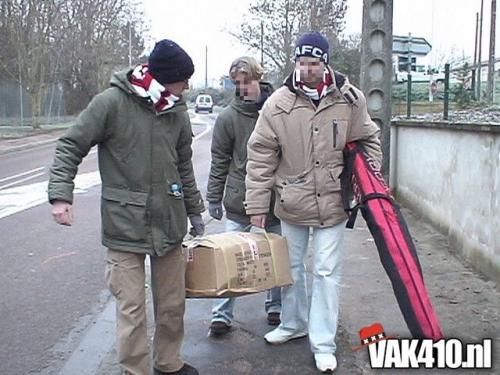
[
  {"xmin": 487, "ymin": 0, "xmax": 496, "ymax": 102},
  {"xmin": 360, "ymin": 0, "xmax": 394, "ymax": 181},
  {"xmin": 472, "ymin": 12, "xmax": 479, "ymax": 95},
  {"xmin": 444, "ymin": 63, "xmax": 450, "ymax": 120},
  {"xmin": 205, "ymin": 45, "xmax": 208, "ymax": 90},
  {"xmin": 260, "ymin": 21, "xmax": 264, "ymax": 68},
  {"xmin": 429, "ymin": 0, "xmax": 435, "ymax": 103},
  {"xmin": 478, "ymin": 0, "xmax": 484, "ymax": 100},
  {"xmin": 18, "ymin": 68, "xmax": 23, "ymax": 126},
  {"xmin": 407, "ymin": 33, "xmax": 412, "ymax": 119}
]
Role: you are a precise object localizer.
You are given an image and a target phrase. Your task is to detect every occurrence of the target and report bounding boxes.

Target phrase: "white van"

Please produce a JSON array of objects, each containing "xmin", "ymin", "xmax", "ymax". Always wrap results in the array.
[{"xmin": 195, "ymin": 94, "xmax": 213, "ymax": 113}]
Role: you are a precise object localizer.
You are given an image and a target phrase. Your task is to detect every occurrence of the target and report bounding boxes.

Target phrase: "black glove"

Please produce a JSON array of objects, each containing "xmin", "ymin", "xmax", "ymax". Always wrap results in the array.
[
  {"xmin": 208, "ymin": 201, "xmax": 223, "ymax": 220},
  {"xmin": 189, "ymin": 215, "xmax": 205, "ymax": 236}
]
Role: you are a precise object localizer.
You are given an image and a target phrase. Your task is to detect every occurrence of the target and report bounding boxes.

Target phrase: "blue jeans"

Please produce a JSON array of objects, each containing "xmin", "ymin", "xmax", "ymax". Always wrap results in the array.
[
  {"xmin": 211, "ymin": 219, "xmax": 282, "ymax": 325},
  {"xmin": 275, "ymin": 220, "xmax": 347, "ymax": 354}
]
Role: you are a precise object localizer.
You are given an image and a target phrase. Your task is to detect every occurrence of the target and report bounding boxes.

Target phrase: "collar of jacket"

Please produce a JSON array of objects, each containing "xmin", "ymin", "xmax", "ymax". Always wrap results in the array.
[
  {"xmin": 110, "ymin": 68, "xmax": 188, "ymax": 116},
  {"xmin": 231, "ymin": 81, "xmax": 274, "ymax": 117},
  {"xmin": 277, "ymin": 66, "xmax": 348, "ymax": 113}
]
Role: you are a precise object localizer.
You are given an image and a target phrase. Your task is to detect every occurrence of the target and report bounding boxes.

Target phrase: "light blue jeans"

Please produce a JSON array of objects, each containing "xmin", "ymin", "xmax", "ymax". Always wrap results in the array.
[
  {"xmin": 277, "ymin": 220, "xmax": 346, "ymax": 354},
  {"xmin": 211, "ymin": 219, "xmax": 282, "ymax": 325}
]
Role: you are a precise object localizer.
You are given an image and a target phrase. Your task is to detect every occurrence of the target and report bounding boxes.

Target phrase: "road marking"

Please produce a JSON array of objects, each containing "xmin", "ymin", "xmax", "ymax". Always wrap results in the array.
[
  {"xmin": 0, "ymin": 117, "xmax": 213, "ymax": 220},
  {"xmin": 0, "ymin": 171, "xmax": 46, "ymax": 190},
  {"xmin": 0, "ymin": 170, "xmax": 101, "ymax": 220},
  {"xmin": 1, "ymin": 139, "xmax": 60, "ymax": 156},
  {"xmin": 194, "ymin": 123, "xmax": 212, "ymax": 141},
  {"xmin": 41, "ymin": 251, "xmax": 78, "ymax": 265},
  {"xmin": 0, "ymin": 166, "xmax": 45, "ymax": 183}
]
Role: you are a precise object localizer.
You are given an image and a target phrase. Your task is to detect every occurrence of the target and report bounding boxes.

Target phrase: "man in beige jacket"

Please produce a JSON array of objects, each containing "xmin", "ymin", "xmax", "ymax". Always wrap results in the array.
[{"xmin": 245, "ymin": 31, "xmax": 382, "ymax": 373}]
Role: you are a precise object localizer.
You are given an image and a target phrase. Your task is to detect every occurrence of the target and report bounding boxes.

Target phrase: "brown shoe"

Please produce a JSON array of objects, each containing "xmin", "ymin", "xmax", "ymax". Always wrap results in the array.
[
  {"xmin": 267, "ymin": 312, "xmax": 281, "ymax": 326},
  {"xmin": 209, "ymin": 320, "xmax": 231, "ymax": 336}
]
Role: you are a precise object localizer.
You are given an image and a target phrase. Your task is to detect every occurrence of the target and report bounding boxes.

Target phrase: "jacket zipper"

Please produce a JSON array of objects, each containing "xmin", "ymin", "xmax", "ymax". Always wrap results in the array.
[{"xmin": 333, "ymin": 120, "xmax": 338, "ymax": 148}]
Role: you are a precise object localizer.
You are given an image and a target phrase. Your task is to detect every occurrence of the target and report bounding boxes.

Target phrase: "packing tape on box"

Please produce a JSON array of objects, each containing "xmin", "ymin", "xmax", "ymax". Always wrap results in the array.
[
  {"xmin": 264, "ymin": 231, "xmax": 280, "ymax": 287},
  {"xmin": 235, "ymin": 233, "xmax": 259, "ymax": 260},
  {"xmin": 237, "ymin": 231, "xmax": 279, "ymax": 287},
  {"xmin": 247, "ymin": 227, "xmax": 280, "ymax": 287}
]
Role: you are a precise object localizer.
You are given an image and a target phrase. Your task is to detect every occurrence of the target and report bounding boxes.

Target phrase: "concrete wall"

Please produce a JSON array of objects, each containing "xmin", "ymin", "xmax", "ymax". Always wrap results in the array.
[{"xmin": 390, "ymin": 120, "xmax": 500, "ymax": 285}]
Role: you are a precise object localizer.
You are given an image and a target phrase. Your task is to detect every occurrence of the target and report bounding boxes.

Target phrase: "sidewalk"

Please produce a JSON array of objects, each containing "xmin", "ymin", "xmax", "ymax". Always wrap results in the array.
[
  {"xmin": 14, "ymin": 118, "xmax": 496, "ymax": 373},
  {"xmin": 0, "ymin": 127, "xmax": 68, "ymax": 155},
  {"xmin": 92, "ymin": 207, "xmax": 499, "ymax": 374}
]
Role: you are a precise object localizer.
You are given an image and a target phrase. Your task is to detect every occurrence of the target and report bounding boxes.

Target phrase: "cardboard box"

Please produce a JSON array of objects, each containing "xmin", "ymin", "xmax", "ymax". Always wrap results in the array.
[{"xmin": 184, "ymin": 232, "xmax": 292, "ymax": 298}]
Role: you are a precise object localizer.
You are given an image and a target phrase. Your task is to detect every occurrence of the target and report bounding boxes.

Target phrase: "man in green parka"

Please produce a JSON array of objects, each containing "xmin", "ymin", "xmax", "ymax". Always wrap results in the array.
[{"xmin": 48, "ymin": 40, "xmax": 204, "ymax": 375}]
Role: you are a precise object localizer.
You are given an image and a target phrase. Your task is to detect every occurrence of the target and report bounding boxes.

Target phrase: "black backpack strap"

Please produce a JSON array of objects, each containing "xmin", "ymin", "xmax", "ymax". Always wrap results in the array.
[
  {"xmin": 340, "ymin": 145, "xmax": 360, "ymax": 229},
  {"xmin": 340, "ymin": 146, "xmax": 357, "ymax": 211},
  {"xmin": 345, "ymin": 204, "xmax": 360, "ymax": 229},
  {"xmin": 361, "ymin": 193, "xmax": 393, "ymax": 203}
]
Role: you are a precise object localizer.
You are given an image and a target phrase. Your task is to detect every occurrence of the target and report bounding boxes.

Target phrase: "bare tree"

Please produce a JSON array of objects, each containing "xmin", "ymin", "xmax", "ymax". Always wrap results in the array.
[
  {"xmin": 1, "ymin": 0, "xmax": 64, "ymax": 128},
  {"xmin": 330, "ymin": 33, "xmax": 362, "ymax": 85},
  {"xmin": 232, "ymin": 0, "xmax": 348, "ymax": 80},
  {"xmin": 59, "ymin": 0, "xmax": 147, "ymax": 113},
  {"xmin": 0, "ymin": 0, "xmax": 147, "ymax": 126}
]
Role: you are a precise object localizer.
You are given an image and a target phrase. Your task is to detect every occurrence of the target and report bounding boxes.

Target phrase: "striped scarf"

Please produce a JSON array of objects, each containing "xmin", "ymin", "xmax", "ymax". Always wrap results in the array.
[
  {"xmin": 293, "ymin": 67, "xmax": 333, "ymax": 100},
  {"xmin": 130, "ymin": 64, "xmax": 179, "ymax": 112}
]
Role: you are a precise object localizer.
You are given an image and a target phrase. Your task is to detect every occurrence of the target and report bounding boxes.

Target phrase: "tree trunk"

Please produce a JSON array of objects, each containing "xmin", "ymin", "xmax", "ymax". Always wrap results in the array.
[{"xmin": 30, "ymin": 85, "xmax": 45, "ymax": 130}]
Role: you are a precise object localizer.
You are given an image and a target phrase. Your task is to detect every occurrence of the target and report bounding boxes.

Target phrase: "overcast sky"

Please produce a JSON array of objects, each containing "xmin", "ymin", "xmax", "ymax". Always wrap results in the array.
[{"xmin": 141, "ymin": 0, "xmax": 498, "ymax": 88}]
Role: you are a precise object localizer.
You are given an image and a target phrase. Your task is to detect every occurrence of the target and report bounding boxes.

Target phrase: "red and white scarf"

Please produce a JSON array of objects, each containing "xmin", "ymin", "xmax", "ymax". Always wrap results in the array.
[
  {"xmin": 293, "ymin": 67, "xmax": 334, "ymax": 100},
  {"xmin": 130, "ymin": 64, "xmax": 179, "ymax": 112}
]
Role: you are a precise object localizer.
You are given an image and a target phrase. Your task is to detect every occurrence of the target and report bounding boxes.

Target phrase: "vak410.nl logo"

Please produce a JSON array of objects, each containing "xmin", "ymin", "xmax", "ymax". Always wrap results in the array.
[{"xmin": 353, "ymin": 323, "xmax": 492, "ymax": 369}]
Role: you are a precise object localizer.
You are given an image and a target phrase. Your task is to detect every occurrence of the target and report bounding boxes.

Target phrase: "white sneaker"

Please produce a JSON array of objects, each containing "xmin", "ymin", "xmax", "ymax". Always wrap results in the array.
[
  {"xmin": 264, "ymin": 327, "xmax": 308, "ymax": 344},
  {"xmin": 314, "ymin": 353, "xmax": 337, "ymax": 372}
]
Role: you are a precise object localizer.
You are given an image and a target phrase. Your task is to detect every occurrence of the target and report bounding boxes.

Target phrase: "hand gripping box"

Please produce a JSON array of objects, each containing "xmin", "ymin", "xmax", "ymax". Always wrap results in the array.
[{"xmin": 183, "ymin": 232, "xmax": 292, "ymax": 298}]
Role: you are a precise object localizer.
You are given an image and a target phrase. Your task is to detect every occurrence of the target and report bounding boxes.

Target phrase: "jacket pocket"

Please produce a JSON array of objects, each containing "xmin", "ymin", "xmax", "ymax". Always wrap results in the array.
[
  {"xmin": 101, "ymin": 187, "xmax": 148, "ymax": 242},
  {"xmin": 223, "ymin": 175, "xmax": 246, "ymax": 216},
  {"xmin": 327, "ymin": 164, "xmax": 344, "ymax": 192},
  {"xmin": 277, "ymin": 176, "xmax": 317, "ymax": 220},
  {"xmin": 330, "ymin": 119, "xmax": 348, "ymax": 150},
  {"xmin": 332, "ymin": 120, "xmax": 338, "ymax": 148},
  {"xmin": 164, "ymin": 193, "xmax": 187, "ymax": 245}
]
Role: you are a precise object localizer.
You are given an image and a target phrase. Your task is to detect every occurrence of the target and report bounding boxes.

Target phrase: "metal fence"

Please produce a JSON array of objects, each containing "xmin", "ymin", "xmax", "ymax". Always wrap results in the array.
[
  {"xmin": 392, "ymin": 63, "xmax": 500, "ymax": 119},
  {"xmin": 0, "ymin": 79, "xmax": 68, "ymax": 127}
]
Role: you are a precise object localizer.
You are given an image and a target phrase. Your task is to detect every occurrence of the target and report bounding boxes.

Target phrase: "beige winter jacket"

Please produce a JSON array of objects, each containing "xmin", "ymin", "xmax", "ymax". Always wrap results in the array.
[{"xmin": 245, "ymin": 70, "xmax": 382, "ymax": 227}]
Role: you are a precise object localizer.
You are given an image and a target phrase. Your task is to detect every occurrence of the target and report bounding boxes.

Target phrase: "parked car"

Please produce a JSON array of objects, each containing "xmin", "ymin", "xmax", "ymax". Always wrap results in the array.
[
  {"xmin": 195, "ymin": 94, "xmax": 213, "ymax": 113},
  {"xmin": 395, "ymin": 65, "xmax": 446, "ymax": 84}
]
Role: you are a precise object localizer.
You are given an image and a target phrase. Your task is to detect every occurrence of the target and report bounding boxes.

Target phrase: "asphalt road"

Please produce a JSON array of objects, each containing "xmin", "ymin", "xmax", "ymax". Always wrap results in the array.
[
  {"xmin": 0, "ymin": 110, "xmax": 217, "ymax": 375},
  {"xmin": 2, "ymin": 109, "xmax": 499, "ymax": 375}
]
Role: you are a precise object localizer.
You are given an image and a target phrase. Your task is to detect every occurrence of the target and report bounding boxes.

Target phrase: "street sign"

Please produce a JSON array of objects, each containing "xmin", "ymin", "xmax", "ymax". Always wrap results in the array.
[{"xmin": 393, "ymin": 35, "xmax": 432, "ymax": 56}]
